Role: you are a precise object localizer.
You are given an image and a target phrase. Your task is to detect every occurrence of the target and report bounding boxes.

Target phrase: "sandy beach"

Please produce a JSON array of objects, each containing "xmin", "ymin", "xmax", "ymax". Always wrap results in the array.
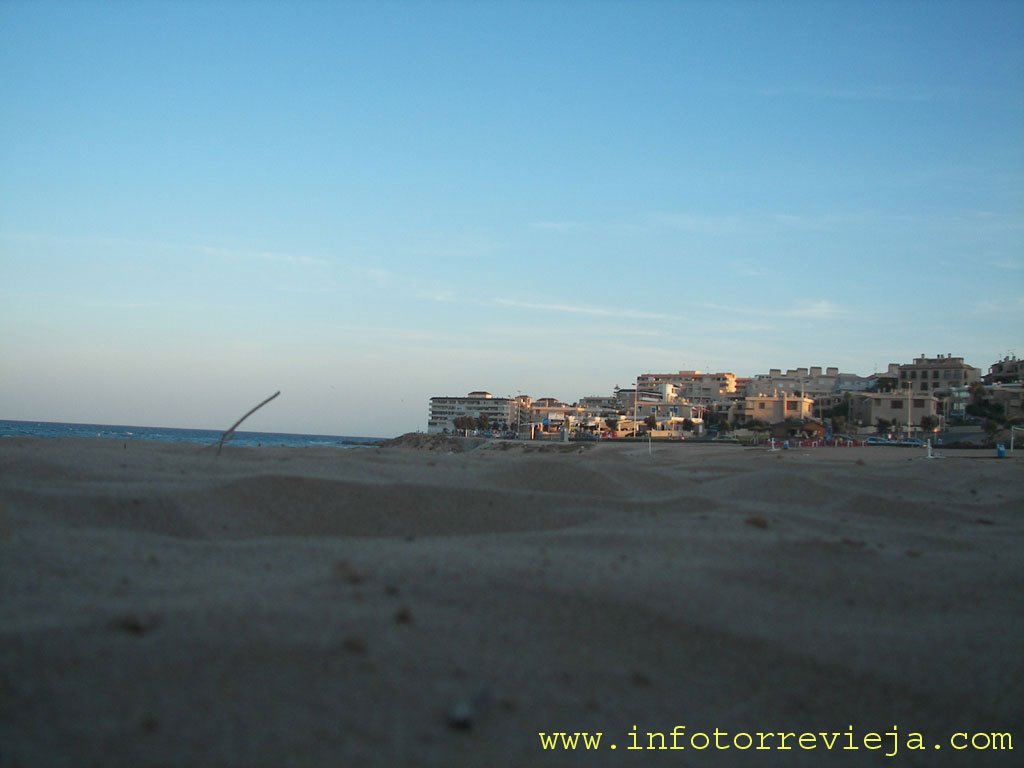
[{"xmin": 1, "ymin": 436, "xmax": 1021, "ymax": 767}]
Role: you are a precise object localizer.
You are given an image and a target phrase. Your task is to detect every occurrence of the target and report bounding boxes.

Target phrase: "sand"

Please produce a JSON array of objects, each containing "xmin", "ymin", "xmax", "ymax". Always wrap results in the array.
[{"xmin": 1, "ymin": 436, "xmax": 1021, "ymax": 767}]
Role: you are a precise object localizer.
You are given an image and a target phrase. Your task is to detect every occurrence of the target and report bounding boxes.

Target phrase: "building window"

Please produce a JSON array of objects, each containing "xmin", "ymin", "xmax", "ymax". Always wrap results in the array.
[
  {"xmin": 758, "ymin": 402, "xmax": 765, "ymax": 410},
  {"xmin": 913, "ymin": 399, "xmax": 925, "ymax": 408},
  {"xmin": 933, "ymin": 370, "xmax": 940, "ymax": 379},
  {"xmin": 786, "ymin": 401, "xmax": 798, "ymax": 411},
  {"xmin": 891, "ymin": 400, "xmax": 902, "ymax": 410}
]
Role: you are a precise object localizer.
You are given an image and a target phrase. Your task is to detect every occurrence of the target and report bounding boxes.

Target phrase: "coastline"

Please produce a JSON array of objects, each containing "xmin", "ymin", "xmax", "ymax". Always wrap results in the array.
[
  {"xmin": 1, "ymin": 437, "xmax": 1021, "ymax": 766},
  {"xmin": 0, "ymin": 419, "xmax": 385, "ymax": 449}
]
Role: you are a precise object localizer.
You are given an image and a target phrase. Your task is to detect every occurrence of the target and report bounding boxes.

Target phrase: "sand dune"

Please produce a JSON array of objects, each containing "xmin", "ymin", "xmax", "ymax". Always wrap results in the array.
[{"xmin": 1, "ymin": 437, "xmax": 1021, "ymax": 766}]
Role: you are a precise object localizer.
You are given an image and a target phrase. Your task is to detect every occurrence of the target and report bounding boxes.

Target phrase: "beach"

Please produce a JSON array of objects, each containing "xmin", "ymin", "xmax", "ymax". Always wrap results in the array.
[{"xmin": 1, "ymin": 436, "xmax": 1021, "ymax": 767}]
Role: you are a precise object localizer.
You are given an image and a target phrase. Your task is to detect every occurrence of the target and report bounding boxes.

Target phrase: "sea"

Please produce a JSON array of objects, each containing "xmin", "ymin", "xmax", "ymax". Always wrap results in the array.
[{"xmin": 0, "ymin": 420, "xmax": 385, "ymax": 449}]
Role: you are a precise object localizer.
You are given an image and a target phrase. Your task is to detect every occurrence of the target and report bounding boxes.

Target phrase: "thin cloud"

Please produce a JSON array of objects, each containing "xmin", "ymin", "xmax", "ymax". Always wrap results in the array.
[
  {"xmin": 528, "ymin": 221, "xmax": 587, "ymax": 233},
  {"xmin": 696, "ymin": 300, "xmax": 849, "ymax": 320},
  {"xmin": 989, "ymin": 260, "xmax": 1023, "ymax": 271},
  {"xmin": 973, "ymin": 296, "xmax": 1024, "ymax": 314},
  {"xmin": 643, "ymin": 212, "xmax": 742, "ymax": 235},
  {"xmin": 492, "ymin": 298, "xmax": 681, "ymax": 322},
  {"xmin": 782, "ymin": 300, "xmax": 848, "ymax": 319},
  {"xmin": 757, "ymin": 84, "xmax": 935, "ymax": 102},
  {"xmin": 769, "ymin": 213, "xmax": 851, "ymax": 232},
  {"xmin": 350, "ymin": 266, "xmax": 393, "ymax": 284},
  {"xmin": 197, "ymin": 245, "xmax": 329, "ymax": 266},
  {"xmin": 416, "ymin": 288, "xmax": 459, "ymax": 303}
]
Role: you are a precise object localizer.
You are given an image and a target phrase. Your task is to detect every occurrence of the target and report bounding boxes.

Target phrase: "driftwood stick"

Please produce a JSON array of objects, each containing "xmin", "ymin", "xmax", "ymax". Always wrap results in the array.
[{"xmin": 216, "ymin": 391, "xmax": 281, "ymax": 455}]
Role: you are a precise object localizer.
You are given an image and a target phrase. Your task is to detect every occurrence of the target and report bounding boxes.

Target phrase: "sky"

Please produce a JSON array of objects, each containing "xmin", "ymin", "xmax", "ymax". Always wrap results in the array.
[{"xmin": 2, "ymin": 0, "xmax": 1022, "ymax": 437}]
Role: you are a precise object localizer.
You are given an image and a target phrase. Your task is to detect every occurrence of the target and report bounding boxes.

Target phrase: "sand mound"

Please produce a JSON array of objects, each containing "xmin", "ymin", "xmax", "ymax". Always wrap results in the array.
[{"xmin": 379, "ymin": 432, "xmax": 485, "ymax": 451}]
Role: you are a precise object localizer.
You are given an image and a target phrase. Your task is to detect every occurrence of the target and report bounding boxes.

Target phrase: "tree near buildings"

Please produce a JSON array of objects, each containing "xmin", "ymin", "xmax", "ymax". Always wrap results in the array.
[
  {"xmin": 983, "ymin": 419, "xmax": 1001, "ymax": 443},
  {"xmin": 704, "ymin": 411, "xmax": 732, "ymax": 433},
  {"xmin": 453, "ymin": 416, "xmax": 476, "ymax": 435}
]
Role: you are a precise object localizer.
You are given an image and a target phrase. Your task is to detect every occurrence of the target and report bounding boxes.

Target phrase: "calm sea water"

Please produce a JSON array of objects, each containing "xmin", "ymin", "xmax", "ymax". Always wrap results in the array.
[{"xmin": 0, "ymin": 420, "xmax": 385, "ymax": 449}]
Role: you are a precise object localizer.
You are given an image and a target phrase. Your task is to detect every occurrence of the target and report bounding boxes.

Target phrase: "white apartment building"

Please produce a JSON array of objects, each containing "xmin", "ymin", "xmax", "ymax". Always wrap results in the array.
[
  {"xmin": 637, "ymin": 371, "xmax": 738, "ymax": 400},
  {"xmin": 427, "ymin": 391, "xmax": 523, "ymax": 434}
]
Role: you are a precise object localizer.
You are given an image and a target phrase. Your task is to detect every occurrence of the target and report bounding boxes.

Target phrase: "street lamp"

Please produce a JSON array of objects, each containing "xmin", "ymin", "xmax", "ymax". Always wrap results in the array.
[{"xmin": 633, "ymin": 377, "xmax": 639, "ymax": 438}]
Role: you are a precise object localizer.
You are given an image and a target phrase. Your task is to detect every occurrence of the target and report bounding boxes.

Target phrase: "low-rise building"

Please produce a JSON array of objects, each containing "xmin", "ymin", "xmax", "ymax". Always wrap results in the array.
[
  {"xmin": 985, "ymin": 356, "xmax": 1022, "ymax": 385},
  {"xmin": 990, "ymin": 384, "xmax": 1023, "ymax": 421},
  {"xmin": 851, "ymin": 392, "xmax": 939, "ymax": 434},
  {"xmin": 736, "ymin": 393, "xmax": 815, "ymax": 425}
]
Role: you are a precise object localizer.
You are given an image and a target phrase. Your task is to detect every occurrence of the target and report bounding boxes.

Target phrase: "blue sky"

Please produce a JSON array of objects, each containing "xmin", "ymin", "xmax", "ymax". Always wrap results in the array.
[{"xmin": 2, "ymin": 0, "xmax": 1022, "ymax": 437}]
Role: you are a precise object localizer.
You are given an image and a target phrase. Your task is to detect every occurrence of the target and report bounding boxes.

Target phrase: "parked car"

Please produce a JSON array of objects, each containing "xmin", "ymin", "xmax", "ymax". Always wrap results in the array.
[
  {"xmin": 896, "ymin": 438, "xmax": 925, "ymax": 447},
  {"xmin": 865, "ymin": 436, "xmax": 892, "ymax": 445}
]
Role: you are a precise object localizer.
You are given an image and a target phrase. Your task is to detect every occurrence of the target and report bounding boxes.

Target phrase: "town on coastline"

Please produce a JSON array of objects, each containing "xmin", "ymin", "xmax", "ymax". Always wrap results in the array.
[{"xmin": 427, "ymin": 354, "xmax": 1023, "ymax": 446}]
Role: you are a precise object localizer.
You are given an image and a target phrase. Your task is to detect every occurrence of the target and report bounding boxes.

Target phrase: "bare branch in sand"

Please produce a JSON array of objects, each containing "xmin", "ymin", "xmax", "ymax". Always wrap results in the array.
[{"xmin": 216, "ymin": 391, "xmax": 281, "ymax": 455}]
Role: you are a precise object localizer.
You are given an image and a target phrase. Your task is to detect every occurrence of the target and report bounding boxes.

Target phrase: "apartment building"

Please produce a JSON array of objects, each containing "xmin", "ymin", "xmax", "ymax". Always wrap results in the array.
[
  {"xmin": 636, "ymin": 371, "xmax": 738, "ymax": 400},
  {"xmin": 745, "ymin": 366, "xmax": 871, "ymax": 396},
  {"xmin": 427, "ymin": 391, "xmax": 523, "ymax": 434},
  {"xmin": 895, "ymin": 354, "xmax": 980, "ymax": 394}
]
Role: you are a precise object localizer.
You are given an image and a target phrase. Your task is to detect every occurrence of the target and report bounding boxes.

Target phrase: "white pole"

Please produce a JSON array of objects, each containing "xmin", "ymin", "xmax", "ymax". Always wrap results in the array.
[
  {"xmin": 907, "ymin": 383, "xmax": 912, "ymax": 440},
  {"xmin": 633, "ymin": 379, "xmax": 638, "ymax": 439}
]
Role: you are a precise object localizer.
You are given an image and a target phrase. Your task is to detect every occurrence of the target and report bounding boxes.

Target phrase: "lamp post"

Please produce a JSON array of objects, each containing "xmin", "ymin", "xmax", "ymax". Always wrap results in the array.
[
  {"xmin": 633, "ymin": 377, "xmax": 639, "ymax": 439},
  {"xmin": 906, "ymin": 382, "xmax": 913, "ymax": 440}
]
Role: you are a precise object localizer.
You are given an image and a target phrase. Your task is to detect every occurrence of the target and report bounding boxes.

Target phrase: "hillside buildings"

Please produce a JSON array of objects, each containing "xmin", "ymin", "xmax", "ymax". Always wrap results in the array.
[{"xmin": 428, "ymin": 353, "xmax": 1007, "ymax": 438}]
